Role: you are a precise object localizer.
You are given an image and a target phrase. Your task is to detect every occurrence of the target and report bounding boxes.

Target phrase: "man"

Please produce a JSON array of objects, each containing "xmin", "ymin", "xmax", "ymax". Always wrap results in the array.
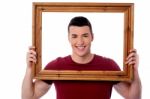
[{"xmin": 22, "ymin": 16, "xmax": 141, "ymax": 99}]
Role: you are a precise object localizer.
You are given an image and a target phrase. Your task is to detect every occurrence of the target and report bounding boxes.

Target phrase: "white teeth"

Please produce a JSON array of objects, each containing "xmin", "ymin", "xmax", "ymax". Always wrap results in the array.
[{"xmin": 77, "ymin": 46, "xmax": 85, "ymax": 50}]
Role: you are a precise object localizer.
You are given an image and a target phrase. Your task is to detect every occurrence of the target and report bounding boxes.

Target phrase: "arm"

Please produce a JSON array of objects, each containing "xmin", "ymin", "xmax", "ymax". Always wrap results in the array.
[
  {"xmin": 22, "ymin": 46, "xmax": 51, "ymax": 99},
  {"xmin": 114, "ymin": 49, "xmax": 142, "ymax": 99}
]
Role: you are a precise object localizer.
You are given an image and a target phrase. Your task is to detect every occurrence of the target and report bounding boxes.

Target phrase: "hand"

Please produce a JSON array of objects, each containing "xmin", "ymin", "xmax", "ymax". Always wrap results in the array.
[
  {"xmin": 125, "ymin": 49, "xmax": 140, "ymax": 82},
  {"xmin": 125, "ymin": 49, "xmax": 139, "ymax": 71},
  {"xmin": 26, "ymin": 46, "xmax": 37, "ymax": 68}
]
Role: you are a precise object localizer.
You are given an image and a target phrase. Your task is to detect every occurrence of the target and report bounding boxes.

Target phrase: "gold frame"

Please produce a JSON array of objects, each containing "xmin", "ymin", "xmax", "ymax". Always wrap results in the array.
[{"xmin": 32, "ymin": 2, "xmax": 134, "ymax": 81}]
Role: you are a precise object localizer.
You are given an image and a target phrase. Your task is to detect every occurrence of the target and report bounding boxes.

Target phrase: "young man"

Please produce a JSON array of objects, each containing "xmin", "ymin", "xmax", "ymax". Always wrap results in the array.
[{"xmin": 22, "ymin": 16, "xmax": 141, "ymax": 99}]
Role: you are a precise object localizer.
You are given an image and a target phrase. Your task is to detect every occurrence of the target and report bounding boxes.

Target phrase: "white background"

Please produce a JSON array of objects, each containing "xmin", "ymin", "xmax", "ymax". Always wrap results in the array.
[
  {"xmin": 0, "ymin": 0, "xmax": 149, "ymax": 99},
  {"xmin": 42, "ymin": 12, "xmax": 124, "ymax": 70}
]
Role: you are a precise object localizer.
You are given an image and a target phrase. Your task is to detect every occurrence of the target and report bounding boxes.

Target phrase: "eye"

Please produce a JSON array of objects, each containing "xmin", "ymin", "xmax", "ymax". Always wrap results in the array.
[
  {"xmin": 71, "ymin": 34, "xmax": 77, "ymax": 38},
  {"xmin": 83, "ymin": 35, "xmax": 88, "ymax": 37},
  {"xmin": 83, "ymin": 33, "xmax": 89, "ymax": 37}
]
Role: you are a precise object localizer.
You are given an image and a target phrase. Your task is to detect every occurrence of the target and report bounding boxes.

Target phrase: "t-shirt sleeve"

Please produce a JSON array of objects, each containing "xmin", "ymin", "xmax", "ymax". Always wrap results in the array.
[
  {"xmin": 108, "ymin": 58, "xmax": 121, "ymax": 84},
  {"xmin": 107, "ymin": 58, "xmax": 121, "ymax": 71},
  {"xmin": 44, "ymin": 57, "xmax": 61, "ymax": 70},
  {"xmin": 42, "ymin": 57, "xmax": 60, "ymax": 84}
]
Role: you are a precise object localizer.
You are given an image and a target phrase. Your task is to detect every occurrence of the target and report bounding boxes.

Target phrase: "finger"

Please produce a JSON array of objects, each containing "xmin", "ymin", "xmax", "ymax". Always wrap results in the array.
[
  {"xmin": 125, "ymin": 57, "xmax": 132, "ymax": 64},
  {"xmin": 28, "ymin": 54, "xmax": 36, "ymax": 60},
  {"xmin": 126, "ymin": 49, "xmax": 137, "ymax": 59},
  {"xmin": 128, "ymin": 61, "xmax": 136, "ymax": 65},
  {"xmin": 28, "ymin": 57, "xmax": 37, "ymax": 63},
  {"xmin": 26, "ymin": 51, "xmax": 37, "ymax": 63},
  {"xmin": 27, "ymin": 55, "xmax": 37, "ymax": 64},
  {"xmin": 29, "ymin": 46, "xmax": 35, "ymax": 50},
  {"xmin": 129, "ymin": 49, "xmax": 137, "ymax": 53},
  {"xmin": 126, "ymin": 52, "xmax": 136, "ymax": 61},
  {"xmin": 125, "ymin": 56, "xmax": 136, "ymax": 64},
  {"xmin": 28, "ymin": 50, "xmax": 37, "ymax": 56},
  {"xmin": 27, "ymin": 52, "xmax": 36, "ymax": 59}
]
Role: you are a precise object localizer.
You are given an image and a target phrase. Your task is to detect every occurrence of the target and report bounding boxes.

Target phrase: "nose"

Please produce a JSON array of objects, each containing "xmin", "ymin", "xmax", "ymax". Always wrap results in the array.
[{"xmin": 77, "ymin": 37, "xmax": 84, "ymax": 45}]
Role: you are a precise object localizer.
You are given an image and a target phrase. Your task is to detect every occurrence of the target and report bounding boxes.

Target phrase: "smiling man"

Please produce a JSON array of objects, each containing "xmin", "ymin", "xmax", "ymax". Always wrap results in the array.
[
  {"xmin": 68, "ymin": 25, "xmax": 94, "ymax": 64},
  {"xmin": 22, "ymin": 16, "xmax": 141, "ymax": 99}
]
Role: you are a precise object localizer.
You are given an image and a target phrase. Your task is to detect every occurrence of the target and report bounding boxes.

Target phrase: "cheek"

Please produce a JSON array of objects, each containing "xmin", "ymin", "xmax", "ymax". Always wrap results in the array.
[
  {"xmin": 69, "ymin": 39, "xmax": 76, "ymax": 46},
  {"xmin": 84, "ymin": 38, "xmax": 92, "ymax": 44}
]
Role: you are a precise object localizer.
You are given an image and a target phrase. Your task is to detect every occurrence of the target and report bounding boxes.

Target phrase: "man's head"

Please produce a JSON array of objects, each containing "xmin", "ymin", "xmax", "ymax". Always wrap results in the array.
[
  {"xmin": 68, "ymin": 16, "xmax": 93, "ymax": 34},
  {"xmin": 68, "ymin": 16, "xmax": 94, "ymax": 57}
]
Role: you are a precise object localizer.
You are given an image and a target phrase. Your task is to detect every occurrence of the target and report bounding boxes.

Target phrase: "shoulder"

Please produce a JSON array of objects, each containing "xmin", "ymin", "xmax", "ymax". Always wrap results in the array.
[
  {"xmin": 94, "ymin": 54, "xmax": 120, "ymax": 71},
  {"xmin": 105, "ymin": 57, "xmax": 121, "ymax": 71},
  {"xmin": 44, "ymin": 55, "xmax": 70, "ymax": 70},
  {"xmin": 95, "ymin": 54, "xmax": 116, "ymax": 63},
  {"xmin": 94, "ymin": 54, "xmax": 114, "ymax": 62}
]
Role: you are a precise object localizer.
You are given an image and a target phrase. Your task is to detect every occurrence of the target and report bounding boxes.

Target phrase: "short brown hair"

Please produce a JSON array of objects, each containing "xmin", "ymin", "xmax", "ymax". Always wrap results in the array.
[{"xmin": 68, "ymin": 16, "xmax": 93, "ymax": 33}]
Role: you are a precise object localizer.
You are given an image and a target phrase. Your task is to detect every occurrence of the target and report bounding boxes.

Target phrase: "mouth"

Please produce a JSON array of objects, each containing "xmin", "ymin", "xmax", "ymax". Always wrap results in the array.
[{"xmin": 76, "ymin": 46, "xmax": 86, "ymax": 51}]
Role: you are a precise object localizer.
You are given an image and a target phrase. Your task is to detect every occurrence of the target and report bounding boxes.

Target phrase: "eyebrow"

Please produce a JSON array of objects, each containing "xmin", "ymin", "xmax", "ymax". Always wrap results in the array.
[
  {"xmin": 82, "ymin": 33, "xmax": 89, "ymax": 36},
  {"xmin": 71, "ymin": 34, "xmax": 77, "ymax": 36},
  {"xmin": 71, "ymin": 33, "xmax": 89, "ymax": 36}
]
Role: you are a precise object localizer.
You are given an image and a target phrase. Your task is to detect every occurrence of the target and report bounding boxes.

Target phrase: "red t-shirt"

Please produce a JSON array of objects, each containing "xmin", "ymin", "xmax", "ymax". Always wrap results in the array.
[{"xmin": 44, "ymin": 54, "xmax": 120, "ymax": 99}]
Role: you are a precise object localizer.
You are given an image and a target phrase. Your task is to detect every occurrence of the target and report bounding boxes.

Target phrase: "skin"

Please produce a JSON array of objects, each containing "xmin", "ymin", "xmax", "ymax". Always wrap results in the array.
[
  {"xmin": 114, "ymin": 49, "xmax": 142, "ymax": 99},
  {"xmin": 68, "ymin": 26, "xmax": 94, "ymax": 64},
  {"xmin": 22, "ymin": 26, "xmax": 141, "ymax": 99},
  {"xmin": 22, "ymin": 46, "xmax": 51, "ymax": 99}
]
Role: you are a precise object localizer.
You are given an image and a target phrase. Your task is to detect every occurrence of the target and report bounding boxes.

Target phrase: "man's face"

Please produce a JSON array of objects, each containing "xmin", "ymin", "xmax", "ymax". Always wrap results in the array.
[{"xmin": 68, "ymin": 26, "xmax": 93, "ymax": 57}]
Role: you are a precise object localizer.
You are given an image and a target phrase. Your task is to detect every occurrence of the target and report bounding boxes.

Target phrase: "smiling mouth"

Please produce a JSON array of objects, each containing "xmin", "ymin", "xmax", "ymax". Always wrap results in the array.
[{"xmin": 76, "ymin": 46, "xmax": 86, "ymax": 50}]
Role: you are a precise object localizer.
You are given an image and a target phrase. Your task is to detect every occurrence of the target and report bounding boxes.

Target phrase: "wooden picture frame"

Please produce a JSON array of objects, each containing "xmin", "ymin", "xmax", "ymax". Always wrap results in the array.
[{"xmin": 32, "ymin": 2, "xmax": 134, "ymax": 81}]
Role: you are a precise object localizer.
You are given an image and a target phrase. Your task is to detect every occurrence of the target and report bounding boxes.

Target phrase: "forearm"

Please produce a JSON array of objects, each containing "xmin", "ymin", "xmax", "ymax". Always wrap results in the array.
[
  {"xmin": 121, "ymin": 50, "xmax": 141, "ymax": 99},
  {"xmin": 22, "ymin": 68, "xmax": 35, "ymax": 99},
  {"xmin": 128, "ymin": 70, "xmax": 142, "ymax": 99},
  {"xmin": 128, "ymin": 82, "xmax": 142, "ymax": 99}
]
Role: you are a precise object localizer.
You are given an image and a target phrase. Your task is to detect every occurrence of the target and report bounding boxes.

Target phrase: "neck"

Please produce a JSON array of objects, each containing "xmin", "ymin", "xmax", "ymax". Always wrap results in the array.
[{"xmin": 71, "ymin": 53, "xmax": 94, "ymax": 64}]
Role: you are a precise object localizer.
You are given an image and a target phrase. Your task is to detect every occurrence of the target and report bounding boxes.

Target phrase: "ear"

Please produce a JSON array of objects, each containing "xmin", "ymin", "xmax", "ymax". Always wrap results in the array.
[
  {"xmin": 91, "ymin": 33, "xmax": 94, "ymax": 41},
  {"xmin": 68, "ymin": 33, "xmax": 71, "ymax": 42}
]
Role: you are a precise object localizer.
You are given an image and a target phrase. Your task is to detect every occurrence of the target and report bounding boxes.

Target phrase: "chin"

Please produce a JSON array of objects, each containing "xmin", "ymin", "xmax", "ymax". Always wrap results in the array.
[
  {"xmin": 73, "ymin": 48, "xmax": 90, "ymax": 57},
  {"xmin": 77, "ymin": 54, "xmax": 86, "ymax": 57},
  {"xmin": 75, "ymin": 52, "xmax": 89, "ymax": 57}
]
